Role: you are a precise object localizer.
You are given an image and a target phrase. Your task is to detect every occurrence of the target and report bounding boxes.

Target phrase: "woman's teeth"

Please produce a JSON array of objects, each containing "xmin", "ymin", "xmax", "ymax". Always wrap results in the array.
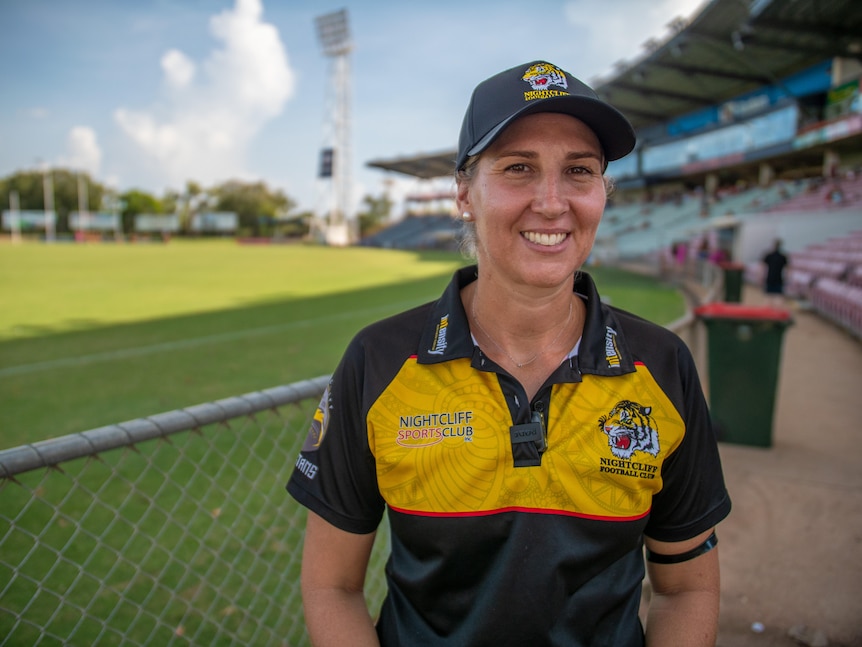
[{"xmin": 523, "ymin": 232, "xmax": 566, "ymax": 246}]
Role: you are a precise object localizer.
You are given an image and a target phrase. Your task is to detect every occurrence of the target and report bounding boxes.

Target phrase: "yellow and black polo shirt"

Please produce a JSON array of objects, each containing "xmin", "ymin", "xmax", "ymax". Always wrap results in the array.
[{"xmin": 288, "ymin": 265, "xmax": 731, "ymax": 646}]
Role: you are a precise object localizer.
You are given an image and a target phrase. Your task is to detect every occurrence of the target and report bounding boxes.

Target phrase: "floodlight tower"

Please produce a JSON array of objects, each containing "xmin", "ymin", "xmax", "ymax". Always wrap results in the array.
[{"xmin": 315, "ymin": 9, "xmax": 354, "ymax": 246}]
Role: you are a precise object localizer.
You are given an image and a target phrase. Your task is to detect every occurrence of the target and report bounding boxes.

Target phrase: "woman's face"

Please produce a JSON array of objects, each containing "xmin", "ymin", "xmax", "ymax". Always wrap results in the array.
[{"xmin": 457, "ymin": 112, "xmax": 607, "ymax": 291}]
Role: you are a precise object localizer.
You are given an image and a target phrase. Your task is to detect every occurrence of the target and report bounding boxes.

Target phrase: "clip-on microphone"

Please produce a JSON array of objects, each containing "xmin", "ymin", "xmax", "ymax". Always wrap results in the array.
[{"xmin": 509, "ymin": 410, "xmax": 547, "ymax": 467}]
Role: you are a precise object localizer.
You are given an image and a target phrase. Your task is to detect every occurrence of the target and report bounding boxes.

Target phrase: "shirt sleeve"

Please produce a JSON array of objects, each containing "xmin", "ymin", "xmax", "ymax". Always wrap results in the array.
[
  {"xmin": 644, "ymin": 339, "xmax": 732, "ymax": 543},
  {"xmin": 286, "ymin": 335, "xmax": 386, "ymax": 535}
]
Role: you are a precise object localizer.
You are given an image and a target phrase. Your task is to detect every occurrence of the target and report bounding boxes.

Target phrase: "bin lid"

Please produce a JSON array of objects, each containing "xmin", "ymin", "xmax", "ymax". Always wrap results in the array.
[
  {"xmin": 694, "ymin": 302, "xmax": 793, "ymax": 322},
  {"xmin": 717, "ymin": 261, "xmax": 745, "ymax": 270}
]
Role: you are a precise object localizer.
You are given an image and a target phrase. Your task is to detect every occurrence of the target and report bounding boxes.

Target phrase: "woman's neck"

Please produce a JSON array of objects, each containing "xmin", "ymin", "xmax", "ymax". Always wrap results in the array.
[{"xmin": 464, "ymin": 277, "xmax": 585, "ymax": 377}]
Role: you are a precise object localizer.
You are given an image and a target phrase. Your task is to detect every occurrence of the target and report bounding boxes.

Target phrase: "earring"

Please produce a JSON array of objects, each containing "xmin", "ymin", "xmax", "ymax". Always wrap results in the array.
[{"xmin": 461, "ymin": 211, "xmax": 473, "ymax": 221}]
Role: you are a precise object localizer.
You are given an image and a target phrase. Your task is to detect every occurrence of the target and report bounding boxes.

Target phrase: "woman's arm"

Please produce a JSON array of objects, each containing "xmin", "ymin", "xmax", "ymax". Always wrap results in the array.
[
  {"xmin": 643, "ymin": 528, "xmax": 721, "ymax": 647},
  {"xmin": 300, "ymin": 511, "xmax": 381, "ymax": 647}
]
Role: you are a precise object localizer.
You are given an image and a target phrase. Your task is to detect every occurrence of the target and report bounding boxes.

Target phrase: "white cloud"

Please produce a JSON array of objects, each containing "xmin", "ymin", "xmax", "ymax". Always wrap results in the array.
[
  {"xmin": 205, "ymin": 0, "xmax": 293, "ymax": 118},
  {"xmin": 114, "ymin": 0, "xmax": 295, "ymax": 190},
  {"xmin": 60, "ymin": 126, "xmax": 102, "ymax": 176},
  {"xmin": 161, "ymin": 49, "xmax": 196, "ymax": 89}
]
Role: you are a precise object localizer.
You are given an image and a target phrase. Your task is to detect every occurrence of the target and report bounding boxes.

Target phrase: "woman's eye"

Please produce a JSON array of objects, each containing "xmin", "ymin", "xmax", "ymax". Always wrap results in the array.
[{"xmin": 506, "ymin": 163, "xmax": 529, "ymax": 172}]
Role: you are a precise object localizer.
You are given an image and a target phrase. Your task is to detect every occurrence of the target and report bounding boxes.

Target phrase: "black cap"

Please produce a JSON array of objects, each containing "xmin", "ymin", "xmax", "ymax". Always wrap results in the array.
[{"xmin": 456, "ymin": 61, "xmax": 636, "ymax": 171}]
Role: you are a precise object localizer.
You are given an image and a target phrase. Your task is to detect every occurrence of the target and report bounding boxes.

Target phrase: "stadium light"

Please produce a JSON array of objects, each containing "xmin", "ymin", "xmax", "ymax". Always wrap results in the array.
[
  {"xmin": 315, "ymin": 9, "xmax": 351, "ymax": 57},
  {"xmin": 314, "ymin": 9, "xmax": 354, "ymax": 246}
]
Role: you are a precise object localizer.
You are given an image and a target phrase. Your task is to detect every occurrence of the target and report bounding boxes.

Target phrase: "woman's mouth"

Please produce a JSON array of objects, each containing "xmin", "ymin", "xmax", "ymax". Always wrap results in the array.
[{"xmin": 522, "ymin": 231, "xmax": 568, "ymax": 246}]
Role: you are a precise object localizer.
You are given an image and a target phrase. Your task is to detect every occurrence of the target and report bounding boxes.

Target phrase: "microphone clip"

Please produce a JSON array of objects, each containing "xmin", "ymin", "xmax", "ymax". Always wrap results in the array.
[{"xmin": 509, "ymin": 410, "xmax": 547, "ymax": 468}]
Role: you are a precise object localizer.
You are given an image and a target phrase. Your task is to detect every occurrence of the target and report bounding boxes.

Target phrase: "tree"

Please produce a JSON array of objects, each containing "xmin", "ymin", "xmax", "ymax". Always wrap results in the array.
[
  {"xmin": 119, "ymin": 189, "xmax": 163, "ymax": 233},
  {"xmin": 276, "ymin": 210, "xmax": 313, "ymax": 239},
  {"xmin": 356, "ymin": 193, "xmax": 393, "ymax": 237},
  {"xmin": 161, "ymin": 189, "xmax": 180, "ymax": 217},
  {"xmin": 0, "ymin": 168, "xmax": 104, "ymax": 233},
  {"xmin": 210, "ymin": 179, "xmax": 296, "ymax": 237}
]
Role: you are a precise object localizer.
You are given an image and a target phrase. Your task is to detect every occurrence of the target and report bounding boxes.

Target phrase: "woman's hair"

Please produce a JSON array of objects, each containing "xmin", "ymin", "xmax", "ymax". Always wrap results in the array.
[
  {"xmin": 455, "ymin": 156, "xmax": 481, "ymax": 258},
  {"xmin": 454, "ymin": 154, "xmax": 615, "ymax": 259}
]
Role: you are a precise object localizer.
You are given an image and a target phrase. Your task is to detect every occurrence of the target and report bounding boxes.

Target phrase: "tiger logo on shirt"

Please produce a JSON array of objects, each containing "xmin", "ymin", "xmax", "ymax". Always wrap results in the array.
[{"xmin": 598, "ymin": 400, "xmax": 660, "ymax": 460}]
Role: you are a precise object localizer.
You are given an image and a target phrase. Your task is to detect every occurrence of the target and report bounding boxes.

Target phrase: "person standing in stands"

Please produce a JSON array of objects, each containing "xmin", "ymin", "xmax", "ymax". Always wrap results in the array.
[
  {"xmin": 287, "ymin": 60, "xmax": 731, "ymax": 647},
  {"xmin": 763, "ymin": 239, "xmax": 789, "ymax": 305}
]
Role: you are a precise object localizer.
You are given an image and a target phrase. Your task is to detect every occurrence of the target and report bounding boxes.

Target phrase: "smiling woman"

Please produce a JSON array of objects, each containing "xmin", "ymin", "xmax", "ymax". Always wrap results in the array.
[
  {"xmin": 457, "ymin": 112, "xmax": 608, "ymax": 314},
  {"xmin": 288, "ymin": 60, "xmax": 731, "ymax": 647}
]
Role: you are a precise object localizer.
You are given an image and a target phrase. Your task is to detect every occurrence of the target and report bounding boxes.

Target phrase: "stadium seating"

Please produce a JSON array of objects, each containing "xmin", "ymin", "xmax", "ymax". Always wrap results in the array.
[
  {"xmin": 810, "ymin": 277, "xmax": 862, "ymax": 339},
  {"xmin": 787, "ymin": 257, "xmax": 849, "ymax": 280},
  {"xmin": 764, "ymin": 174, "xmax": 862, "ymax": 213},
  {"xmin": 746, "ymin": 229, "xmax": 862, "ymax": 338},
  {"xmin": 598, "ymin": 182, "xmax": 815, "ymax": 261},
  {"xmin": 360, "ymin": 214, "xmax": 461, "ymax": 250},
  {"xmin": 784, "ymin": 269, "xmax": 817, "ymax": 300}
]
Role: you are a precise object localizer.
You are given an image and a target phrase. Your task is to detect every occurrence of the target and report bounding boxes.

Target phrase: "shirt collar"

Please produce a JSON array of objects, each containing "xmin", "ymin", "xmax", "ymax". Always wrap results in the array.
[{"xmin": 417, "ymin": 265, "xmax": 635, "ymax": 377}]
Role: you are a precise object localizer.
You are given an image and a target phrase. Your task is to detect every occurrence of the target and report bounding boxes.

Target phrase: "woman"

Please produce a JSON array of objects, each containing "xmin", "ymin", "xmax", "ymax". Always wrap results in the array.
[{"xmin": 288, "ymin": 61, "xmax": 731, "ymax": 646}]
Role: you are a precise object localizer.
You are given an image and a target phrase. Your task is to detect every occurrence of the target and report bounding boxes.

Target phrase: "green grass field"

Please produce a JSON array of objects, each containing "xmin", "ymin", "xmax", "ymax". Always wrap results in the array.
[{"xmin": 0, "ymin": 240, "xmax": 684, "ymax": 449}]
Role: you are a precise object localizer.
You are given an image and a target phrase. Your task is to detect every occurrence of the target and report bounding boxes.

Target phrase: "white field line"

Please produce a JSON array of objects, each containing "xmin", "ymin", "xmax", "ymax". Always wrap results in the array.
[{"xmin": 0, "ymin": 297, "xmax": 434, "ymax": 379}]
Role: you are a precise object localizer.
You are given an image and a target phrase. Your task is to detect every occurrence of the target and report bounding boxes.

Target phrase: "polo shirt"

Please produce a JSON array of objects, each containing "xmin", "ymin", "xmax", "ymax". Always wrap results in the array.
[{"xmin": 288, "ymin": 265, "xmax": 731, "ymax": 646}]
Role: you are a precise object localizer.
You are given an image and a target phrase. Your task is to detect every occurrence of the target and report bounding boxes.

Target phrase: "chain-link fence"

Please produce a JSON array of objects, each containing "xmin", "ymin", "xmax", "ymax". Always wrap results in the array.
[{"xmin": 0, "ymin": 376, "xmax": 390, "ymax": 646}]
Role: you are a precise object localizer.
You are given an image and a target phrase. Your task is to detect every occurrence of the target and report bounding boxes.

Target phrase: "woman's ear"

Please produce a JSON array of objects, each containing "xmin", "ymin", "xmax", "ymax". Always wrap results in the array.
[{"xmin": 455, "ymin": 179, "xmax": 471, "ymax": 215}]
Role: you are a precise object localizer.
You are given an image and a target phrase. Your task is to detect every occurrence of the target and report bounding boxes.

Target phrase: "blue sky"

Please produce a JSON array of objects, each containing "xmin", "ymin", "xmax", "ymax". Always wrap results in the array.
[{"xmin": 0, "ymin": 0, "xmax": 705, "ymax": 215}]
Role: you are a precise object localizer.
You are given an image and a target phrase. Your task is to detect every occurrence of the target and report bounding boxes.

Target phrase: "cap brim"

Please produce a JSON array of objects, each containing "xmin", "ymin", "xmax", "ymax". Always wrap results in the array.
[{"xmin": 466, "ymin": 95, "xmax": 636, "ymax": 163}]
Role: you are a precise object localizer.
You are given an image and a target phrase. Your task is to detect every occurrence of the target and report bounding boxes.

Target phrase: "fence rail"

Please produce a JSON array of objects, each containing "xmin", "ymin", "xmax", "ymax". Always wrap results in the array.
[
  {"xmin": 0, "ymin": 376, "xmax": 391, "ymax": 646},
  {"xmin": 0, "ymin": 272, "xmax": 711, "ymax": 646}
]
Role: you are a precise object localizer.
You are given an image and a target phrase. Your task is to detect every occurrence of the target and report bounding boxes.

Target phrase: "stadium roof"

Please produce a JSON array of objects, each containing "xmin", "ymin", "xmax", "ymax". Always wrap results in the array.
[
  {"xmin": 366, "ymin": 0, "xmax": 862, "ymax": 180},
  {"xmin": 366, "ymin": 149, "xmax": 458, "ymax": 180}
]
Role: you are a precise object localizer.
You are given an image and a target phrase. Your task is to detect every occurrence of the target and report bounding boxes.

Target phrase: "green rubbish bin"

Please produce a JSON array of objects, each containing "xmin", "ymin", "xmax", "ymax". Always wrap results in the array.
[
  {"xmin": 695, "ymin": 303, "xmax": 793, "ymax": 447},
  {"xmin": 718, "ymin": 261, "xmax": 745, "ymax": 303}
]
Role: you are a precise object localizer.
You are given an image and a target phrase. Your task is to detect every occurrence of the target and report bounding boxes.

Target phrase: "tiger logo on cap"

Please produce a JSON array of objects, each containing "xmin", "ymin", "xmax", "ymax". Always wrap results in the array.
[{"xmin": 522, "ymin": 62, "xmax": 568, "ymax": 92}]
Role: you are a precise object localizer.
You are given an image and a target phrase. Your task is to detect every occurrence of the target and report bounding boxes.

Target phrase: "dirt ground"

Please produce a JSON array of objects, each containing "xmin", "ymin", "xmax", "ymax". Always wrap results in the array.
[{"xmin": 709, "ymin": 286, "xmax": 862, "ymax": 647}]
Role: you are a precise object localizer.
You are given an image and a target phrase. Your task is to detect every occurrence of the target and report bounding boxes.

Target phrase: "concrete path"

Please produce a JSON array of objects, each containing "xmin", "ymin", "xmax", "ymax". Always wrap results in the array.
[{"xmin": 712, "ymin": 286, "xmax": 862, "ymax": 647}]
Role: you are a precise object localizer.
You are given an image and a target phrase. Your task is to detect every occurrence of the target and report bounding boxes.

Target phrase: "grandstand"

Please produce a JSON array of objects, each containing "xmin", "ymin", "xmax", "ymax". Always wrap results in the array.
[
  {"xmin": 741, "ymin": 228, "xmax": 862, "ymax": 339},
  {"xmin": 359, "ymin": 213, "xmax": 460, "ymax": 251},
  {"xmin": 359, "ymin": 191, "xmax": 461, "ymax": 250},
  {"xmin": 362, "ymin": 0, "xmax": 862, "ymax": 336}
]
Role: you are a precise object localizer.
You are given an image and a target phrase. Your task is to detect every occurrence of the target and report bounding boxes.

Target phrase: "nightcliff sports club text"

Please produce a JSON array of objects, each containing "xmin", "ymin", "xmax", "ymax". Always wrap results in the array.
[{"xmin": 397, "ymin": 412, "xmax": 474, "ymax": 444}]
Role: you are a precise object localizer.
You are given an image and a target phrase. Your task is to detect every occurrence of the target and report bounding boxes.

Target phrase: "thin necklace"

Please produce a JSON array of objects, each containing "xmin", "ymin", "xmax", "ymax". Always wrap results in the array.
[{"xmin": 471, "ymin": 293, "xmax": 573, "ymax": 368}]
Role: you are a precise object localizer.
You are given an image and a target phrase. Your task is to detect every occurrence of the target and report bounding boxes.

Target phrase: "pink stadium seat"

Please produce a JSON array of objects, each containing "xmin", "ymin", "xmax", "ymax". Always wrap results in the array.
[
  {"xmin": 785, "ymin": 269, "xmax": 815, "ymax": 299},
  {"xmin": 792, "ymin": 258, "xmax": 847, "ymax": 279},
  {"xmin": 810, "ymin": 277, "xmax": 862, "ymax": 339}
]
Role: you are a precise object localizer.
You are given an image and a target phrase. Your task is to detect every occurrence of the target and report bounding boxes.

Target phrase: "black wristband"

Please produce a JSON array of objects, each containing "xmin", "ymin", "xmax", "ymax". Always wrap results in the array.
[{"xmin": 645, "ymin": 531, "xmax": 718, "ymax": 564}]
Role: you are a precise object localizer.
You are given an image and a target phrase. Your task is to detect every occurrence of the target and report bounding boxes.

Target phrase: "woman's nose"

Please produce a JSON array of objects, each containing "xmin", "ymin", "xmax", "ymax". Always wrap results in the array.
[{"xmin": 532, "ymin": 174, "xmax": 567, "ymax": 218}]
